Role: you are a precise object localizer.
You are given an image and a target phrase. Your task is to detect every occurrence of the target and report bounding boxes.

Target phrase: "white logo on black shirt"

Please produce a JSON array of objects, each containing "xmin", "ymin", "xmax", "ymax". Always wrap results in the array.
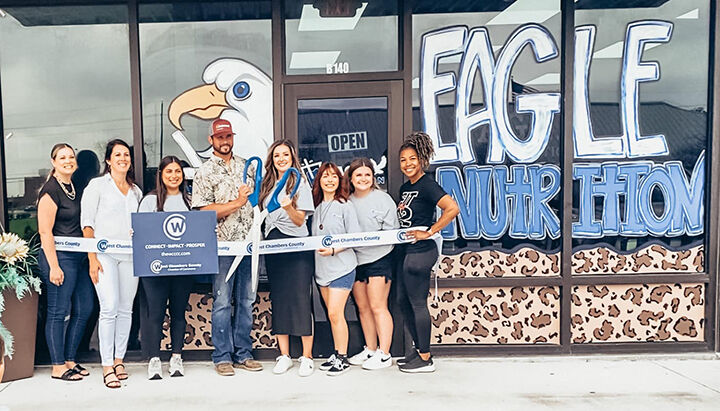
[{"xmin": 398, "ymin": 191, "xmax": 418, "ymax": 228}]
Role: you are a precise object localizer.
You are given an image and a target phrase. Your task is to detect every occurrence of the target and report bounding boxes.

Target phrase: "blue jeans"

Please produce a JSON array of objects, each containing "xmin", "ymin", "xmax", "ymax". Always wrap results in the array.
[
  {"xmin": 212, "ymin": 256, "xmax": 255, "ymax": 364},
  {"xmin": 38, "ymin": 250, "xmax": 95, "ymax": 365}
]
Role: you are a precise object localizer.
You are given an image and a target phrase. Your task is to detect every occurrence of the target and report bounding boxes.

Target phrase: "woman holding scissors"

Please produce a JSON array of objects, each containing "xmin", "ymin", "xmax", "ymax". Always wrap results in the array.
[
  {"xmin": 395, "ymin": 132, "xmax": 459, "ymax": 373},
  {"xmin": 37, "ymin": 143, "xmax": 94, "ymax": 381},
  {"xmin": 137, "ymin": 156, "xmax": 194, "ymax": 380},
  {"xmin": 259, "ymin": 140, "xmax": 316, "ymax": 377},
  {"xmin": 312, "ymin": 162, "xmax": 361, "ymax": 376},
  {"xmin": 81, "ymin": 139, "xmax": 142, "ymax": 388},
  {"xmin": 345, "ymin": 158, "xmax": 398, "ymax": 370}
]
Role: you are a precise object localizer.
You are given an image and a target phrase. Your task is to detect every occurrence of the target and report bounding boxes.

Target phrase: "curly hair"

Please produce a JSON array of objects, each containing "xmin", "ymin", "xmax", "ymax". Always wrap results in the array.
[{"xmin": 399, "ymin": 131, "xmax": 435, "ymax": 169}]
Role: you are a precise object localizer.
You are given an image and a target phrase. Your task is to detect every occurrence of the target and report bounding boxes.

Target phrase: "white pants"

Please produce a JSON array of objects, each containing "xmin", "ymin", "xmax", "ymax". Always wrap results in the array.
[{"xmin": 94, "ymin": 253, "xmax": 138, "ymax": 366}]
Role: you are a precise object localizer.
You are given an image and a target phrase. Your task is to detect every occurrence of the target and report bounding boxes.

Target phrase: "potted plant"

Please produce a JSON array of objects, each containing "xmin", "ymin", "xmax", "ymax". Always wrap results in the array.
[{"xmin": 0, "ymin": 232, "xmax": 41, "ymax": 382}]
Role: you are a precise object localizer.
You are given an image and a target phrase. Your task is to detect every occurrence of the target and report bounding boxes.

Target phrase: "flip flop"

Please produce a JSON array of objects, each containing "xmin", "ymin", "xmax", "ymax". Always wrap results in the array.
[
  {"xmin": 103, "ymin": 372, "xmax": 121, "ymax": 389},
  {"xmin": 113, "ymin": 363, "xmax": 128, "ymax": 380},
  {"xmin": 51, "ymin": 368, "xmax": 82, "ymax": 381},
  {"xmin": 72, "ymin": 364, "xmax": 90, "ymax": 376}
]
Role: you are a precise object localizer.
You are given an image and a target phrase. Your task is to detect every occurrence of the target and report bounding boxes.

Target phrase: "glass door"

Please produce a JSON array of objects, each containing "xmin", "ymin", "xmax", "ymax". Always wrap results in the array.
[{"xmin": 284, "ymin": 81, "xmax": 404, "ymax": 357}]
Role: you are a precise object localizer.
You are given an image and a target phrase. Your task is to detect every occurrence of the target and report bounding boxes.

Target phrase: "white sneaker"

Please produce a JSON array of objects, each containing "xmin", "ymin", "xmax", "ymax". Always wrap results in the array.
[
  {"xmin": 169, "ymin": 355, "xmax": 184, "ymax": 377},
  {"xmin": 298, "ymin": 356, "xmax": 314, "ymax": 377},
  {"xmin": 362, "ymin": 349, "xmax": 392, "ymax": 370},
  {"xmin": 148, "ymin": 357, "xmax": 162, "ymax": 380},
  {"xmin": 348, "ymin": 346, "xmax": 375, "ymax": 366},
  {"xmin": 273, "ymin": 355, "xmax": 293, "ymax": 374}
]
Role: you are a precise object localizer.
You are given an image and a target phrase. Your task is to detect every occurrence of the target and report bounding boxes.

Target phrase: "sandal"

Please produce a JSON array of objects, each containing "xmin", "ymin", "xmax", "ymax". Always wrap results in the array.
[
  {"xmin": 103, "ymin": 371, "xmax": 121, "ymax": 389},
  {"xmin": 113, "ymin": 363, "xmax": 128, "ymax": 380},
  {"xmin": 72, "ymin": 364, "xmax": 90, "ymax": 377},
  {"xmin": 51, "ymin": 368, "xmax": 82, "ymax": 381}
]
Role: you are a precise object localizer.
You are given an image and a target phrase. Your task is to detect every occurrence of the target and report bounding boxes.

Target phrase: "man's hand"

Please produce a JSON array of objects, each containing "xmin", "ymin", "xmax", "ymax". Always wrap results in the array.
[{"xmin": 236, "ymin": 184, "xmax": 252, "ymax": 207}]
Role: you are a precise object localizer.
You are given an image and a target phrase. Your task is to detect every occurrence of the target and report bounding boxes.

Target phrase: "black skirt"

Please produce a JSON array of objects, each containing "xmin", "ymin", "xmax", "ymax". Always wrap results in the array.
[{"xmin": 264, "ymin": 228, "xmax": 314, "ymax": 336}]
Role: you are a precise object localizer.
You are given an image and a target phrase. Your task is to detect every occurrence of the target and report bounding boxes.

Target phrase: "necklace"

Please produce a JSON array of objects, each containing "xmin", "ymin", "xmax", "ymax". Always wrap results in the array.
[
  {"xmin": 55, "ymin": 176, "xmax": 76, "ymax": 200},
  {"xmin": 317, "ymin": 201, "xmax": 334, "ymax": 231}
]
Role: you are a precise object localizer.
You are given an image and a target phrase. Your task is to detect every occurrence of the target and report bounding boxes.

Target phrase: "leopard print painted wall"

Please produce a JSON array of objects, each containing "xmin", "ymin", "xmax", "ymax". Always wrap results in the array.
[
  {"xmin": 434, "ymin": 249, "xmax": 560, "ymax": 278},
  {"xmin": 429, "ymin": 286, "xmax": 561, "ymax": 344},
  {"xmin": 572, "ymin": 243, "xmax": 703, "ymax": 275},
  {"xmin": 571, "ymin": 283, "xmax": 705, "ymax": 343},
  {"xmin": 160, "ymin": 291, "xmax": 277, "ymax": 351}
]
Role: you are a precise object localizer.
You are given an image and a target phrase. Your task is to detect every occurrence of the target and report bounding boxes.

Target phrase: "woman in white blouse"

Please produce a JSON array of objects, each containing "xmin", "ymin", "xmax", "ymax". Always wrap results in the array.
[{"xmin": 81, "ymin": 139, "xmax": 142, "ymax": 389}]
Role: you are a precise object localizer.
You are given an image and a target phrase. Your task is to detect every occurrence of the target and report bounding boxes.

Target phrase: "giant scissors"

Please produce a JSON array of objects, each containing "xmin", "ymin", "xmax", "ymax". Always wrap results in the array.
[{"xmin": 225, "ymin": 156, "xmax": 301, "ymax": 293}]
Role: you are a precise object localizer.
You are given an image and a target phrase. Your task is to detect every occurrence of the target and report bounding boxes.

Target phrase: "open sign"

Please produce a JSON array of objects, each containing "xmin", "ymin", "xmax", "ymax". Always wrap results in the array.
[{"xmin": 327, "ymin": 131, "xmax": 368, "ymax": 153}]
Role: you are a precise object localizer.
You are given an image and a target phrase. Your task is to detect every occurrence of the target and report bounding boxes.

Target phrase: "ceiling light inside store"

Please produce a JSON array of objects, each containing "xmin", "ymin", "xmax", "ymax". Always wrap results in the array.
[
  {"xmin": 4, "ymin": 132, "xmax": 13, "ymax": 140},
  {"xmin": 677, "ymin": 9, "xmax": 699, "ymax": 19},
  {"xmin": 594, "ymin": 41, "xmax": 660, "ymax": 59},
  {"xmin": 486, "ymin": 0, "xmax": 558, "ymax": 26},
  {"xmin": 289, "ymin": 51, "xmax": 341, "ymax": 69},
  {"xmin": 298, "ymin": 2, "xmax": 368, "ymax": 31}
]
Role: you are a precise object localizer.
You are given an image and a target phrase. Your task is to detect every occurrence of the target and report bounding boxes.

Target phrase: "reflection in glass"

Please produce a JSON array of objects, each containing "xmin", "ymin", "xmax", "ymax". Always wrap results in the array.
[
  {"xmin": 139, "ymin": 1, "xmax": 272, "ymax": 192},
  {"xmin": 411, "ymin": 1, "xmax": 562, "ymax": 253},
  {"xmin": 572, "ymin": 0, "xmax": 710, "ymax": 268},
  {"xmin": 0, "ymin": 6, "xmax": 131, "ymax": 239},
  {"xmin": 284, "ymin": 0, "xmax": 399, "ymax": 75},
  {"xmin": 297, "ymin": 97, "xmax": 388, "ymax": 188}
]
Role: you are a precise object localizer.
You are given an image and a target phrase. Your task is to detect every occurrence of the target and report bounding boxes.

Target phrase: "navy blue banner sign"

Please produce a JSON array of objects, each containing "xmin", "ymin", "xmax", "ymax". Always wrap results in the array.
[{"xmin": 131, "ymin": 210, "xmax": 219, "ymax": 277}]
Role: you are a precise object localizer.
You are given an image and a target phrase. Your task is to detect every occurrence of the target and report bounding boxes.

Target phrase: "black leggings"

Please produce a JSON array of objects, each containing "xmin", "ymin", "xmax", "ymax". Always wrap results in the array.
[
  {"xmin": 140, "ymin": 275, "xmax": 194, "ymax": 358},
  {"xmin": 397, "ymin": 247, "xmax": 438, "ymax": 354}
]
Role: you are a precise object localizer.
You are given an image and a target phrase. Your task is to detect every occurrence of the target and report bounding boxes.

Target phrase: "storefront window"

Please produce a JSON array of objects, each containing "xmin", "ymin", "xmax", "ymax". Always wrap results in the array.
[
  {"xmin": 572, "ymin": 0, "xmax": 710, "ymax": 274},
  {"xmin": 139, "ymin": 1, "xmax": 272, "ymax": 191},
  {"xmin": 412, "ymin": 0, "xmax": 562, "ymax": 275},
  {"xmin": 0, "ymin": 5, "xmax": 132, "ymax": 239},
  {"xmin": 284, "ymin": 0, "xmax": 399, "ymax": 75}
]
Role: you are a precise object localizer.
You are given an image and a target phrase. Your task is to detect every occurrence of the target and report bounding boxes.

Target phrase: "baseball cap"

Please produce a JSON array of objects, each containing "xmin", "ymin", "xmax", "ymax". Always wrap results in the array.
[{"xmin": 210, "ymin": 119, "xmax": 234, "ymax": 137}]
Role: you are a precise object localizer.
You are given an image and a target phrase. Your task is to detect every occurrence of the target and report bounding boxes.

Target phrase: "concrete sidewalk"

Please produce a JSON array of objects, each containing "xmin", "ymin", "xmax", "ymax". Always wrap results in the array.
[{"xmin": 1, "ymin": 354, "xmax": 720, "ymax": 410}]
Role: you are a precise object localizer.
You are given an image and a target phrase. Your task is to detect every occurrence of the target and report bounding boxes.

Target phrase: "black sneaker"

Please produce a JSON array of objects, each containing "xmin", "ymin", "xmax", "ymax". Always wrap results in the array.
[
  {"xmin": 326, "ymin": 355, "xmax": 350, "ymax": 376},
  {"xmin": 398, "ymin": 354, "xmax": 435, "ymax": 373},
  {"xmin": 319, "ymin": 353, "xmax": 337, "ymax": 372},
  {"xmin": 396, "ymin": 349, "xmax": 419, "ymax": 366}
]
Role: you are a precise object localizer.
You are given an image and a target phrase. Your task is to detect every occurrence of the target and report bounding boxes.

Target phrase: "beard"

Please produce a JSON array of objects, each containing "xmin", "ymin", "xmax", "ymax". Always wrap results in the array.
[{"xmin": 215, "ymin": 143, "xmax": 232, "ymax": 154}]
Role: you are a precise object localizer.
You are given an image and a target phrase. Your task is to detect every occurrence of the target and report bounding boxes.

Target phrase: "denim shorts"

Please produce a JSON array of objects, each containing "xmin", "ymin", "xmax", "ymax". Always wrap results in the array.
[{"xmin": 326, "ymin": 270, "xmax": 356, "ymax": 290}]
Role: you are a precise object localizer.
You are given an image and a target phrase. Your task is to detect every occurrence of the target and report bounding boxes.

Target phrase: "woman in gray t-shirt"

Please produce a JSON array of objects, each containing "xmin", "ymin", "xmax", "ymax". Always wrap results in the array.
[
  {"xmin": 311, "ymin": 162, "xmax": 361, "ymax": 376},
  {"xmin": 345, "ymin": 158, "xmax": 398, "ymax": 370}
]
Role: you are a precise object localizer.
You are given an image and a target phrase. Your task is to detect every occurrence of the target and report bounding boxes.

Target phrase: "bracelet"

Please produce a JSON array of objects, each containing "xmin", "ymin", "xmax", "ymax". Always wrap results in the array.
[{"xmin": 331, "ymin": 247, "xmax": 335, "ymax": 256}]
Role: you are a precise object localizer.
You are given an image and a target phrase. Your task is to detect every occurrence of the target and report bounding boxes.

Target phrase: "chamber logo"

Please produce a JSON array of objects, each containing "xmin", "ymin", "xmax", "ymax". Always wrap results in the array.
[
  {"xmin": 397, "ymin": 231, "xmax": 408, "ymax": 242},
  {"xmin": 163, "ymin": 214, "xmax": 187, "ymax": 241},
  {"xmin": 246, "ymin": 243, "xmax": 253, "ymax": 254},
  {"xmin": 97, "ymin": 239, "xmax": 109, "ymax": 252},
  {"xmin": 150, "ymin": 260, "xmax": 163, "ymax": 274},
  {"xmin": 321, "ymin": 236, "xmax": 333, "ymax": 247}
]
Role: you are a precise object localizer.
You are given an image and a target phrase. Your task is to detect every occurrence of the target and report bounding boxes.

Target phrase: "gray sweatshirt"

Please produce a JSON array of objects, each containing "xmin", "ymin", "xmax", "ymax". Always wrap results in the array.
[
  {"xmin": 312, "ymin": 199, "xmax": 362, "ymax": 286},
  {"xmin": 349, "ymin": 190, "xmax": 399, "ymax": 265}
]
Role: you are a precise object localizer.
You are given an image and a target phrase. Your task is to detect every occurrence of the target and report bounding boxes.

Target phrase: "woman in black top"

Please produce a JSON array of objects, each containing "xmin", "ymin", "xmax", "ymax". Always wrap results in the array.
[
  {"xmin": 37, "ymin": 143, "xmax": 95, "ymax": 381},
  {"xmin": 396, "ymin": 132, "xmax": 459, "ymax": 373}
]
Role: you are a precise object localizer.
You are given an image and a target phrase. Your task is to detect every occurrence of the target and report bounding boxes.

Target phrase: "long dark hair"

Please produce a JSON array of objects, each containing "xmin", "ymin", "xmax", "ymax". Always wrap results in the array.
[
  {"xmin": 259, "ymin": 139, "xmax": 304, "ymax": 210},
  {"xmin": 151, "ymin": 156, "xmax": 190, "ymax": 211},
  {"xmin": 344, "ymin": 157, "xmax": 379, "ymax": 194},
  {"xmin": 399, "ymin": 131, "xmax": 435, "ymax": 170},
  {"xmin": 103, "ymin": 139, "xmax": 135, "ymax": 186},
  {"xmin": 312, "ymin": 162, "xmax": 349, "ymax": 207},
  {"xmin": 46, "ymin": 143, "xmax": 74, "ymax": 182}
]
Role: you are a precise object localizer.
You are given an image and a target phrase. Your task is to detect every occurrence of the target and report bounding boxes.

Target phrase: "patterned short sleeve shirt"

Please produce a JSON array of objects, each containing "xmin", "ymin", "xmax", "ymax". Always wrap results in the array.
[{"xmin": 191, "ymin": 154, "xmax": 255, "ymax": 241}]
